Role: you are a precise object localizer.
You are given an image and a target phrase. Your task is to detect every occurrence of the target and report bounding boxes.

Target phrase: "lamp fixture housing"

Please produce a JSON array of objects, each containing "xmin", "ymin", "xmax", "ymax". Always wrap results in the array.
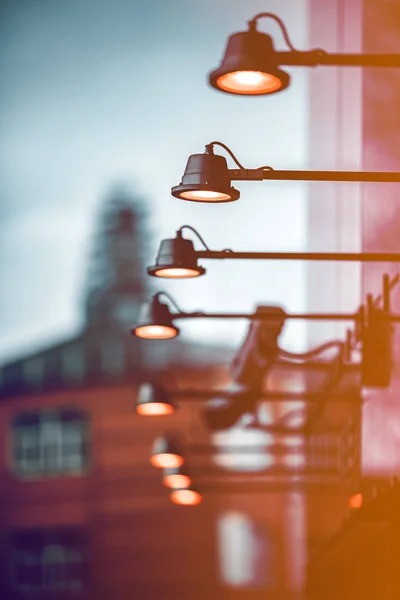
[
  {"xmin": 209, "ymin": 28, "xmax": 290, "ymax": 96},
  {"xmin": 170, "ymin": 487, "xmax": 202, "ymax": 506},
  {"xmin": 136, "ymin": 382, "xmax": 177, "ymax": 416},
  {"xmin": 163, "ymin": 466, "xmax": 192, "ymax": 489},
  {"xmin": 150, "ymin": 433, "xmax": 184, "ymax": 469},
  {"xmin": 131, "ymin": 295, "xmax": 179, "ymax": 339},
  {"xmin": 147, "ymin": 233, "xmax": 205, "ymax": 279},
  {"xmin": 171, "ymin": 151, "xmax": 240, "ymax": 203}
]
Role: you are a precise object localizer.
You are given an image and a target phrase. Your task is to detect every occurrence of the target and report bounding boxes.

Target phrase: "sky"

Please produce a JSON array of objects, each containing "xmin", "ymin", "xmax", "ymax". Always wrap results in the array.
[{"xmin": 0, "ymin": 0, "xmax": 309, "ymax": 363}]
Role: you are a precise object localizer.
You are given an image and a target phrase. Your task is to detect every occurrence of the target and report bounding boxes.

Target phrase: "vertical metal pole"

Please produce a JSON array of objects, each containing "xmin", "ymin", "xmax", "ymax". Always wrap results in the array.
[
  {"xmin": 383, "ymin": 273, "xmax": 391, "ymax": 314},
  {"xmin": 366, "ymin": 294, "xmax": 374, "ymax": 326},
  {"xmin": 355, "ymin": 305, "xmax": 365, "ymax": 343}
]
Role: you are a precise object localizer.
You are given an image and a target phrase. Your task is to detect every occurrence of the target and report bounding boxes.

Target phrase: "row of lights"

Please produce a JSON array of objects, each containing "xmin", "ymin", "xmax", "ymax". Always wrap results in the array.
[
  {"xmin": 133, "ymin": 11, "xmax": 400, "ymax": 505},
  {"xmin": 151, "ymin": 432, "xmax": 202, "ymax": 506},
  {"xmin": 136, "ymin": 383, "xmax": 201, "ymax": 504}
]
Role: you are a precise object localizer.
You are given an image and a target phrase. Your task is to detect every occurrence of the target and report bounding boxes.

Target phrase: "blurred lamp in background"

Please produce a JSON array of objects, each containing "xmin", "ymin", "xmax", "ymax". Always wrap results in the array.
[
  {"xmin": 163, "ymin": 465, "xmax": 192, "ymax": 490},
  {"xmin": 136, "ymin": 382, "xmax": 176, "ymax": 416},
  {"xmin": 150, "ymin": 433, "xmax": 184, "ymax": 469},
  {"xmin": 132, "ymin": 294, "xmax": 179, "ymax": 339},
  {"xmin": 147, "ymin": 227, "xmax": 206, "ymax": 279},
  {"xmin": 170, "ymin": 487, "xmax": 202, "ymax": 506}
]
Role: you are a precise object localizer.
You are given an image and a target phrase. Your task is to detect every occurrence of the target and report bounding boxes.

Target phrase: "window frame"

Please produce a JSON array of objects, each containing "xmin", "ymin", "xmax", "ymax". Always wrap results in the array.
[
  {"xmin": 9, "ymin": 527, "xmax": 88, "ymax": 595},
  {"xmin": 8, "ymin": 408, "xmax": 90, "ymax": 480},
  {"xmin": 217, "ymin": 511, "xmax": 276, "ymax": 589}
]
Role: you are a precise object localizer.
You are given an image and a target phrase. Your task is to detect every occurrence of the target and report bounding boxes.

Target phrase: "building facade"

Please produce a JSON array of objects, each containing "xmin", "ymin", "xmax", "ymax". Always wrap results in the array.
[
  {"xmin": 2, "ymin": 185, "xmax": 351, "ymax": 599},
  {"xmin": 306, "ymin": 0, "xmax": 400, "ymax": 596}
]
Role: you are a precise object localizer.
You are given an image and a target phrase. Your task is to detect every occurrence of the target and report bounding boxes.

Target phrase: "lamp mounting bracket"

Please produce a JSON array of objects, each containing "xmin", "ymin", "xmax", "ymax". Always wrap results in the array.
[{"xmin": 229, "ymin": 168, "xmax": 265, "ymax": 181}]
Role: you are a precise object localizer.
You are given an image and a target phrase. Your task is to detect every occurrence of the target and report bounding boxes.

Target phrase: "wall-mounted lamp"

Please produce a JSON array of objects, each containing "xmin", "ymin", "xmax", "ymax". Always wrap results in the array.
[
  {"xmin": 131, "ymin": 292, "xmax": 365, "ymax": 341},
  {"xmin": 147, "ymin": 226, "xmax": 206, "ymax": 279},
  {"xmin": 208, "ymin": 12, "xmax": 400, "ymax": 96},
  {"xmin": 169, "ymin": 487, "xmax": 202, "ymax": 506},
  {"xmin": 132, "ymin": 293, "xmax": 180, "ymax": 339},
  {"xmin": 172, "ymin": 142, "xmax": 400, "ymax": 204},
  {"xmin": 148, "ymin": 226, "xmax": 400, "ymax": 280},
  {"xmin": 150, "ymin": 432, "xmax": 184, "ymax": 469},
  {"xmin": 135, "ymin": 380, "xmax": 358, "ymax": 427},
  {"xmin": 162, "ymin": 465, "xmax": 192, "ymax": 490},
  {"xmin": 135, "ymin": 382, "xmax": 177, "ymax": 416}
]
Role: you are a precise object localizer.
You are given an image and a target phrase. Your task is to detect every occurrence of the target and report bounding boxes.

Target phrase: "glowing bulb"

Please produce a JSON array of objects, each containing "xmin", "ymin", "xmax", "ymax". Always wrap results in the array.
[
  {"xmin": 150, "ymin": 453, "xmax": 184, "ymax": 469},
  {"xmin": 163, "ymin": 473, "xmax": 192, "ymax": 489},
  {"xmin": 154, "ymin": 267, "xmax": 201, "ymax": 279},
  {"xmin": 180, "ymin": 190, "xmax": 232, "ymax": 202},
  {"xmin": 134, "ymin": 325, "xmax": 178, "ymax": 339},
  {"xmin": 217, "ymin": 71, "xmax": 282, "ymax": 95},
  {"xmin": 349, "ymin": 493, "xmax": 363, "ymax": 509},
  {"xmin": 170, "ymin": 489, "xmax": 202, "ymax": 506},
  {"xmin": 136, "ymin": 403, "xmax": 174, "ymax": 416}
]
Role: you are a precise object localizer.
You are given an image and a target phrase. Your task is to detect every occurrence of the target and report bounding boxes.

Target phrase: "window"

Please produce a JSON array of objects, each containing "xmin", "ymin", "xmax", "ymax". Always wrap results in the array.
[
  {"xmin": 100, "ymin": 334, "xmax": 126, "ymax": 375},
  {"xmin": 61, "ymin": 345, "xmax": 86, "ymax": 384},
  {"xmin": 12, "ymin": 409, "xmax": 89, "ymax": 478},
  {"xmin": 213, "ymin": 427, "xmax": 276, "ymax": 472},
  {"xmin": 217, "ymin": 512, "xmax": 273, "ymax": 588},
  {"xmin": 10, "ymin": 529, "xmax": 87, "ymax": 594},
  {"xmin": 22, "ymin": 357, "xmax": 44, "ymax": 387}
]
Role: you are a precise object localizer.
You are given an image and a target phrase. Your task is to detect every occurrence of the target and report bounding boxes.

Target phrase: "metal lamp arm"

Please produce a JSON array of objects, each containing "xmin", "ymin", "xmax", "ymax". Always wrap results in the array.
[{"xmin": 247, "ymin": 13, "xmax": 400, "ymax": 68}]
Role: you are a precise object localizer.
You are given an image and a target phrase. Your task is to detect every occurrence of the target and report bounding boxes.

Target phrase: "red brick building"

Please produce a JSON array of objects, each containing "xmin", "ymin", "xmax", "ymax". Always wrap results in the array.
[{"xmin": 0, "ymin": 183, "xmax": 363, "ymax": 599}]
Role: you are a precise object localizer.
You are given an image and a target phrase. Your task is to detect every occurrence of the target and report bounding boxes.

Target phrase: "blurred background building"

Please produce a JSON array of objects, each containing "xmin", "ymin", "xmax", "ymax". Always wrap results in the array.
[
  {"xmin": 0, "ymin": 184, "xmax": 361, "ymax": 600},
  {"xmin": 0, "ymin": 187, "xmax": 235, "ymax": 599},
  {"xmin": 0, "ymin": 0, "xmax": 399, "ymax": 598}
]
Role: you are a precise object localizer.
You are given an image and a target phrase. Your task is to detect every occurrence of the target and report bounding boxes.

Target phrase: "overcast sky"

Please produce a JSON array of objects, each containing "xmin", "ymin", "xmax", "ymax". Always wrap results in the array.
[{"xmin": 0, "ymin": 0, "xmax": 309, "ymax": 363}]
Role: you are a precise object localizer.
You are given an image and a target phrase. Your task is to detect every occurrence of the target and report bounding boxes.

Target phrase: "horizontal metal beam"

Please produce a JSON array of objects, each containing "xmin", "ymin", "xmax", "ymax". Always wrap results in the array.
[
  {"xmin": 198, "ymin": 250, "xmax": 400, "ymax": 263},
  {"xmin": 275, "ymin": 49, "xmax": 400, "ymax": 68},
  {"xmin": 177, "ymin": 311, "xmax": 361, "ymax": 322},
  {"xmin": 172, "ymin": 389, "xmax": 362, "ymax": 403},
  {"xmin": 197, "ymin": 478, "xmax": 359, "ymax": 493},
  {"xmin": 189, "ymin": 443, "xmax": 342, "ymax": 454},
  {"xmin": 228, "ymin": 167, "xmax": 400, "ymax": 183}
]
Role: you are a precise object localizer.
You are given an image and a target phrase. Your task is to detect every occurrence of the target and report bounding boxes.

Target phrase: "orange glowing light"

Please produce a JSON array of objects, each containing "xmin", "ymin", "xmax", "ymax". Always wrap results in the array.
[
  {"xmin": 136, "ymin": 403, "xmax": 174, "ymax": 416},
  {"xmin": 170, "ymin": 489, "xmax": 202, "ymax": 506},
  {"xmin": 349, "ymin": 493, "xmax": 363, "ymax": 509},
  {"xmin": 134, "ymin": 325, "xmax": 177, "ymax": 339},
  {"xmin": 217, "ymin": 70, "xmax": 282, "ymax": 95},
  {"xmin": 163, "ymin": 473, "xmax": 192, "ymax": 489},
  {"xmin": 154, "ymin": 267, "xmax": 201, "ymax": 279},
  {"xmin": 179, "ymin": 190, "xmax": 232, "ymax": 202},
  {"xmin": 150, "ymin": 453, "xmax": 184, "ymax": 469}
]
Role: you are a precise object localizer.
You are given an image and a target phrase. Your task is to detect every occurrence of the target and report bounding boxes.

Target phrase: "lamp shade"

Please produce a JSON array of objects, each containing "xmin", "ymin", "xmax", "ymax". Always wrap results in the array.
[
  {"xmin": 136, "ymin": 382, "xmax": 177, "ymax": 416},
  {"xmin": 171, "ymin": 152, "xmax": 240, "ymax": 203},
  {"xmin": 209, "ymin": 29, "xmax": 290, "ymax": 96},
  {"xmin": 170, "ymin": 487, "xmax": 202, "ymax": 506},
  {"xmin": 150, "ymin": 433, "xmax": 184, "ymax": 469},
  {"xmin": 147, "ymin": 235, "xmax": 206, "ymax": 279},
  {"xmin": 131, "ymin": 296, "xmax": 179, "ymax": 339},
  {"xmin": 163, "ymin": 465, "xmax": 192, "ymax": 489}
]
